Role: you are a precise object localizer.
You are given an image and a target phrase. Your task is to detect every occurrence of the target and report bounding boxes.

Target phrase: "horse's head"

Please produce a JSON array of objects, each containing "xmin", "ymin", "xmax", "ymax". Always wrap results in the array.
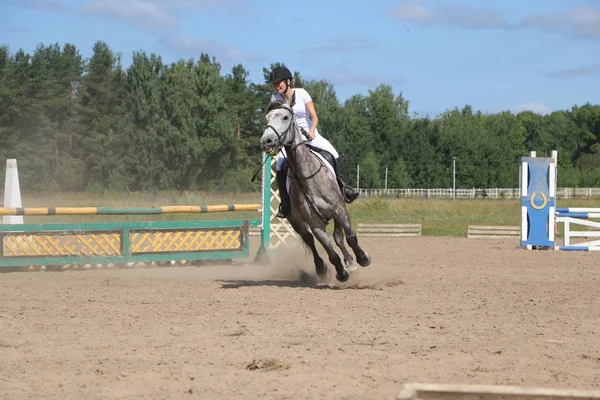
[{"xmin": 260, "ymin": 100, "xmax": 296, "ymax": 156}]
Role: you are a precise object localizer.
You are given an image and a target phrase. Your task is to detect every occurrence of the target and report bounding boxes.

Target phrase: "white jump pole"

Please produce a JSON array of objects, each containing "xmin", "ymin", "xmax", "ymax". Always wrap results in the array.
[{"xmin": 3, "ymin": 159, "xmax": 23, "ymax": 224}]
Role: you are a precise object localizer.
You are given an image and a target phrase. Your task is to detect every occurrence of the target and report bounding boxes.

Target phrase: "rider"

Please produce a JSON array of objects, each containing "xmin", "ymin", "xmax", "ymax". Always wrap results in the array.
[{"xmin": 268, "ymin": 66, "xmax": 359, "ymax": 218}]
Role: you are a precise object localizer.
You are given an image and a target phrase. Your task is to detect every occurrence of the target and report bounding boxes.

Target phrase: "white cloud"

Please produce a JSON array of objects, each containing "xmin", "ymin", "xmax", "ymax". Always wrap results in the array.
[
  {"xmin": 389, "ymin": 2, "xmax": 600, "ymax": 40},
  {"xmin": 22, "ymin": 0, "xmax": 68, "ymax": 12},
  {"xmin": 322, "ymin": 66, "xmax": 405, "ymax": 88},
  {"xmin": 519, "ymin": 6, "xmax": 600, "ymax": 40},
  {"xmin": 296, "ymin": 37, "xmax": 376, "ymax": 56},
  {"xmin": 82, "ymin": 0, "xmax": 177, "ymax": 31},
  {"xmin": 390, "ymin": 1, "xmax": 511, "ymax": 30},
  {"xmin": 150, "ymin": 0, "xmax": 234, "ymax": 7},
  {"xmin": 80, "ymin": 0, "xmax": 238, "ymax": 32},
  {"xmin": 159, "ymin": 35, "xmax": 263, "ymax": 62},
  {"xmin": 390, "ymin": 2, "xmax": 433, "ymax": 22},
  {"xmin": 539, "ymin": 64, "xmax": 600, "ymax": 79},
  {"xmin": 513, "ymin": 101, "xmax": 552, "ymax": 115}
]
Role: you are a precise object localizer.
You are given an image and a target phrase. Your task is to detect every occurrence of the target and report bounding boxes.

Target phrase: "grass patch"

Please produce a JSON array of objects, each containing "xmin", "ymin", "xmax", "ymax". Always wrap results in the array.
[{"xmin": 348, "ymin": 197, "xmax": 520, "ymax": 236}]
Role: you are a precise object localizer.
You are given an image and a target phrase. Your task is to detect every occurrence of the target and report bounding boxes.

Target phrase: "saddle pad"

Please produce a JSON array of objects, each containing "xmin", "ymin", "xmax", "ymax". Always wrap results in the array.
[{"xmin": 286, "ymin": 150, "xmax": 336, "ymax": 193}]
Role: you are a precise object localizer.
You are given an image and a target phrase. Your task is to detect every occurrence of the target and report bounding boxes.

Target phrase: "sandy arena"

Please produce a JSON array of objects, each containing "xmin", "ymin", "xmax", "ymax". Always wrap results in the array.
[{"xmin": 2, "ymin": 236, "xmax": 600, "ymax": 400}]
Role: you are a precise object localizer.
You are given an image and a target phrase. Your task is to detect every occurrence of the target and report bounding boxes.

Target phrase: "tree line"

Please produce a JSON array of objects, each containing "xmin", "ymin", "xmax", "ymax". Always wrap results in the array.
[{"xmin": 0, "ymin": 40, "xmax": 599, "ymax": 194}]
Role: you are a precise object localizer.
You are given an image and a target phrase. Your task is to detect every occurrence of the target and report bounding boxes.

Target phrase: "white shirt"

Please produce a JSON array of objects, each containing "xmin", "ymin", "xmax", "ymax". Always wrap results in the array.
[{"xmin": 274, "ymin": 88, "xmax": 319, "ymax": 136}]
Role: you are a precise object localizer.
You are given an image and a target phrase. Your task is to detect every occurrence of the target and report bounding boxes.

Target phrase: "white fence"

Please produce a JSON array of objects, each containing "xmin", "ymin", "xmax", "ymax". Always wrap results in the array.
[{"xmin": 358, "ymin": 187, "xmax": 600, "ymax": 200}]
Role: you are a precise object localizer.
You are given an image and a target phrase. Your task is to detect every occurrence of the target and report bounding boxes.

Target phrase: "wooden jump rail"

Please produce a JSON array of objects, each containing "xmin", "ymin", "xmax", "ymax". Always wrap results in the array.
[
  {"xmin": 467, "ymin": 225, "xmax": 520, "ymax": 239},
  {"xmin": 357, "ymin": 223, "xmax": 422, "ymax": 237},
  {"xmin": 396, "ymin": 382, "xmax": 600, "ymax": 399}
]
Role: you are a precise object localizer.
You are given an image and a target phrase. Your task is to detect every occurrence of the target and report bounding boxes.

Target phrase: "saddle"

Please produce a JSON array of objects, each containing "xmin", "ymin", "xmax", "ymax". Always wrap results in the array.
[
  {"xmin": 306, "ymin": 144, "xmax": 336, "ymax": 171},
  {"xmin": 298, "ymin": 126, "xmax": 337, "ymax": 172},
  {"xmin": 280, "ymin": 144, "xmax": 337, "ymax": 195}
]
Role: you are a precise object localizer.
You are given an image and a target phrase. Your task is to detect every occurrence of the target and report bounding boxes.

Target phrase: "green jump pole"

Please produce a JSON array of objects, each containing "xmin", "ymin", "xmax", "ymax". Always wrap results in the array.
[{"xmin": 254, "ymin": 152, "xmax": 272, "ymax": 263}]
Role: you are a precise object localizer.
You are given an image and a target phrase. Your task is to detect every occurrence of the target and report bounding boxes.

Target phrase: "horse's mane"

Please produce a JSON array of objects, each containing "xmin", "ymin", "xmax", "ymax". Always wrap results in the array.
[{"xmin": 266, "ymin": 95, "xmax": 294, "ymax": 115}]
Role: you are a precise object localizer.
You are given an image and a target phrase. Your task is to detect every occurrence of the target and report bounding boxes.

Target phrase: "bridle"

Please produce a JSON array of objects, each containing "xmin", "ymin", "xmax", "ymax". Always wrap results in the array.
[{"xmin": 264, "ymin": 102, "xmax": 297, "ymax": 153}]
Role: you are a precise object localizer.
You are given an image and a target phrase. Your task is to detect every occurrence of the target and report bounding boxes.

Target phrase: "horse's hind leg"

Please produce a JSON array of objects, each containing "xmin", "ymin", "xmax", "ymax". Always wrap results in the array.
[
  {"xmin": 288, "ymin": 219, "xmax": 327, "ymax": 278},
  {"xmin": 333, "ymin": 220, "xmax": 355, "ymax": 271},
  {"xmin": 347, "ymin": 231, "xmax": 371, "ymax": 267},
  {"xmin": 311, "ymin": 227, "xmax": 349, "ymax": 283}
]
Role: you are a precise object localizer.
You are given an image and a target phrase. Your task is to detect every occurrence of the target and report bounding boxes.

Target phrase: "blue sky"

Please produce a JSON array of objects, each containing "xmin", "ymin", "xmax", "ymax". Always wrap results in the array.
[{"xmin": 1, "ymin": 0, "xmax": 599, "ymax": 117}]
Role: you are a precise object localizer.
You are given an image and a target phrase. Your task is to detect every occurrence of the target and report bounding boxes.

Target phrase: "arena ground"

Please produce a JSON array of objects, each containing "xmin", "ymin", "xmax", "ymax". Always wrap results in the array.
[{"xmin": 1, "ymin": 236, "xmax": 600, "ymax": 399}]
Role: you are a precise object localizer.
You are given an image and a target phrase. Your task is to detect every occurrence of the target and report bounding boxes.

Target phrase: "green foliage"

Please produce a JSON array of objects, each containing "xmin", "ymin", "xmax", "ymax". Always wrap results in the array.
[
  {"xmin": 388, "ymin": 157, "xmax": 411, "ymax": 188},
  {"xmin": 359, "ymin": 151, "xmax": 382, "ymax": 188},
  {"xmin": 0, "ymin": 41, "xmax": 599, "ymax": 194}
]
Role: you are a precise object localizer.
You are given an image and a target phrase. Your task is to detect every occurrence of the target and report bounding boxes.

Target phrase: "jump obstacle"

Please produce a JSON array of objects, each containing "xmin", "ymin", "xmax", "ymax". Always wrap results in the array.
[
  {"xmin": 396, "ymin": 382, "xmax": 600, "ymax": 400},
  {"xmin": 357, "ymin": 223, "xmax": 422, "ymax": 237},
  {"xmin": 520, "ymin": 150, "xmax": 600, "ymax": 251},
  {"xmin": 0, "ymin": 154, "xmax": 301, "ymax": 271},
  {"xmin": 467, "ymin": 225, "xmax": 520, "ymax": 239}
]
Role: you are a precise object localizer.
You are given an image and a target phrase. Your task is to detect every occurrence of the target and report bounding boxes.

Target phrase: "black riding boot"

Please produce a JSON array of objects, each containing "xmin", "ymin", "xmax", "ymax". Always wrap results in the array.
[
  {"xmin": 275, "ymin": 164, "xmax": 291, "ymax": 218},
  {"xmin": 334, "ymin": 157, "xmax": 359, "ymax": 203}
]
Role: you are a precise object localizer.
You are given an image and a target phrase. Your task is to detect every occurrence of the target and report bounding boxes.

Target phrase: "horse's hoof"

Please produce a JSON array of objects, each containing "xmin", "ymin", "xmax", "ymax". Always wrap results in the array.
[
  {"xmin": 315, "ymin": 260, "xmax": 328, "ymax": 277},
  {"xmin": 316, "ymin": 267, "xmax": 328, "ymax": 282},
  {"xmin": 336, "ymin": 268, "xmax": 350, "ymax": 282},
  {"xmin": 358, "ymin": 251, "xmax": 371, "ymax": 267}
]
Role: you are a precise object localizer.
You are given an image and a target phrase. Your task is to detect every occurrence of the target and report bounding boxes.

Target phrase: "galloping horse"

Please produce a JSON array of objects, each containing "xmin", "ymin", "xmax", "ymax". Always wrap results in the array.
[{"xmin": 260, "ymin": 100, "xmax": 371, "ymax": 282}]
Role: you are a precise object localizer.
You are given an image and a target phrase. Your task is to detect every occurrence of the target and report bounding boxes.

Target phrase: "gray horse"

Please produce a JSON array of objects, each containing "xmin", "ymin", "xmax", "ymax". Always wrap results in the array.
[{"xmin": 260, "ymin": 100, "xmax": 371, "ymax": 282}]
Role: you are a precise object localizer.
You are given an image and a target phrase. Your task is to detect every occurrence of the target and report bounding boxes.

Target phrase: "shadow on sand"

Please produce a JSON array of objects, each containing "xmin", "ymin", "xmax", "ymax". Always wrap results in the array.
[
  {"xmin": 218, "ymin": 270, "xmax": 339, "ymax": 289},
  {"xmin": 218, "ymin": 270, "xmax": 404, "ymax": 290}
]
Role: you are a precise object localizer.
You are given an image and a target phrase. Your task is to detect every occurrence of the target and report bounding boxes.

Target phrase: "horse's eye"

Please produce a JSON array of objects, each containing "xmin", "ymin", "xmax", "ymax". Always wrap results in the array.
[{"xmin": 283, "ymin": 116, "xmax": 289, "ymax": 120}]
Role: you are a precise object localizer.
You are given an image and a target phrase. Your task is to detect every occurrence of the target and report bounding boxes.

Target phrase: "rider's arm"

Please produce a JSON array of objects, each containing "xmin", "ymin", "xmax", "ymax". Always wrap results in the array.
[{"xmin": 304, "ymin": 96, "xmax": 319, "ymax": 140}]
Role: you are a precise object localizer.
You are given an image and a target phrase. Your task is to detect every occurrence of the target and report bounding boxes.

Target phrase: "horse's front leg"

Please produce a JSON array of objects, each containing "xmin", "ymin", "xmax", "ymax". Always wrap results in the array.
[
  {"xmin": 288, "ymin": 219, "xmax": 327, "ymax": 278},
  {"xmin": 337, "ymin": 211, "xmax": 371, "ymax": 268},
  {"xmin": 333, "ymin": 220, "xmax": 355, "ymax": 272},
  {"xmin": 311, "ymin": 227, "xmax": 349, "ymax": 283}
]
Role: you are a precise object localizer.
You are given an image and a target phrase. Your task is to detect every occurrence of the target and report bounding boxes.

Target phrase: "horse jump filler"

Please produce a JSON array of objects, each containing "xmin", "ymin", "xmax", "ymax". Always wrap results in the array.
[
  {"xmin": 357, "ymin": 223, "xmax": 422, "ymax": 237},
  {"xmin": 0, "ymin": 155, "xmax": 292, "ymax": 271},
  {"xmin": 466, "ymin": 225, "xmax": 519, "ymax": 239},
  {"xmin": 520, "ymin": 150, "xmax": 600, "ymax": 251},
  {"xmin": 0, "ymin": 205, "xmax": 268, "ymax": 271}
]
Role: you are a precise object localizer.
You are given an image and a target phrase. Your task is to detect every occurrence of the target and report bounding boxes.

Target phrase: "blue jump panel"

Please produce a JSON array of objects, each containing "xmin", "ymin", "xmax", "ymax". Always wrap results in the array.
[{"xmin": 521, "ymin": 156, "xmax": 555, "ymax": 248}]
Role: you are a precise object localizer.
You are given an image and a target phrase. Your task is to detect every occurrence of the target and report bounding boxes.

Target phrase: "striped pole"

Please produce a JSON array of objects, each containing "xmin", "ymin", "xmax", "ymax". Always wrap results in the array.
[
  {"xmin": 556, "ymin": 212, "xmax": 600, "ymax": 219},
  {"xmin": 556, "ymin": 207, "xmax": 600, "ymax": 213},
  {"xmin": 0, "ymin": 204, "xmax": 262, "ymax": 216}
]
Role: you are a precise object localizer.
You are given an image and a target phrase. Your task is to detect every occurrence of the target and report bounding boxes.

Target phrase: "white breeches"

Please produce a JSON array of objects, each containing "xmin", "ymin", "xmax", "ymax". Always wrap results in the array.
[{"xmin": 275, "ymin": 134, "xmax": 339, "ymax": 170}]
